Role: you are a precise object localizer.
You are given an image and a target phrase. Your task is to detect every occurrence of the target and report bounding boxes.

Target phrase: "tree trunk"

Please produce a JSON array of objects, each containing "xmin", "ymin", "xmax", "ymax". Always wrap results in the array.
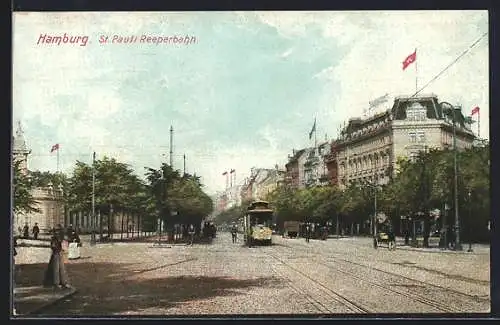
[
  {"xmin": 98, "ymin": 210, "xmax": 103, "ymax": 241},
  {"xmin": 131, "ymin": 214, "xmax": 135, "ymax": 238},
  {"xmin": 126, "ymin": 212, "xmax": 130, "ymax": 238},
  {"xmin": 109, "ymin": 204, "xmax": 113, "ymax": 239},
  {"xmin": 120, "ymin": 211, "xmax": 124, "ymax": 240},
  {"xmin": 423, "ymin": 215, "xmax": 431, "ymax": 248}
]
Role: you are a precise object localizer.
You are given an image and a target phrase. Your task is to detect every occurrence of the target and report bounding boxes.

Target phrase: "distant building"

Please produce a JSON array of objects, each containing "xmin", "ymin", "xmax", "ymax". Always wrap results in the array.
[
  {"xmin": 329, "ymin": 94, "xmax": 476, "ymax": 189},
  {"xmin": 284, "ymin": 149, "xmax": 305, "ymax": 189},
  {"xmin": 240, "ymin": 167, "xmax": 284, "ymax": 202},
  {"xmin": 12, "ymin": 121, "xmax": 31, "ymax": 175},
  {"xmin": 304, "ymin": 142, "xmax": 331, "ymax": 187},
  {"xmin": 12, "ymin": 122, "xmax": 65, "ymax": 233},
  {"xmin": 285, "ymin": 143, "xmax": 331, "ymax": 189}
]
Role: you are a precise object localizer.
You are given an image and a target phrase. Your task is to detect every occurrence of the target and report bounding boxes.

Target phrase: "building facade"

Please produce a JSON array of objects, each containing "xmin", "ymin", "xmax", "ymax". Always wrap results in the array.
[
  {"xmin": 12, "ymin": 123, "xmax": 66, "ymax": 233},
  {"xmin": 331, "ymin": 94, "xmax": 476, "ymax": 189},
  {"xmin": 285, "ymin": 143, "xmax": 331, "ymax": 189},
  {"xmin": 253, "ymin": 168, "xmax": 283, "ymax": 200},
  {"xmin": 304, "ymin": 142, "xmax": 331, "ymax": 187},
  {"xmin": 284, "ymin": 149, "xmax": 305, "ymax": 189}
]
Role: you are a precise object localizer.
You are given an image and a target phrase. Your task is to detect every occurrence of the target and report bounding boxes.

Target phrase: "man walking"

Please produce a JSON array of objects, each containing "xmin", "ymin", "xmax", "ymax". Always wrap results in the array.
[
  {"xmin": 32, "ymin": 223, "xmax": 40, "ymax": 240},
  {"xmin": 22, "ymin": 223, "xmax": 29, "ymax": 239},
  {"xmin": 188, "ymin": 224, "xmax": 195, "ymax": 246},
  {"xmin": 305, "ymin": 223, "xmax": 311, "ymax": 243},
  {"xmin": 231, "ymin": 225, "xmax": 238, "ymax": 243}
]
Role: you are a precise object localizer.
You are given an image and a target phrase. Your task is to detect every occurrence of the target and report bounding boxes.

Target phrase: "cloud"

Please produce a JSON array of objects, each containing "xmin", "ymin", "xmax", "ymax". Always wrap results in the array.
[
  {"xmin": 13, "ymin": 11, "xmax": 489, "ymax": 196},
  {"xmin": 280, "ymin": 48, "xmax": 293, "ymax": 58}
]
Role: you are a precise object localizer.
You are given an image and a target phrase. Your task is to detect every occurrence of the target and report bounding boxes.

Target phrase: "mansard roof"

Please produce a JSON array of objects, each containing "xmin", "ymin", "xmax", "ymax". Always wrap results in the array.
[
  {"xmin": 391, "ymin": 94, "xmax": 442, "ymax": 120},
  {"xmin": 392, "ymin": 94, "xmax": 473, "ymax": 129}
]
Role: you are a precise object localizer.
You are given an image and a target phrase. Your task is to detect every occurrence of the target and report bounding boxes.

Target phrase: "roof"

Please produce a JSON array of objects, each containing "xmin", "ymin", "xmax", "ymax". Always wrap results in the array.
[
  {"xmin": 391, "ymin": 95, "xmax": 442, "ymax": 120},
  {"xmin": 247, "ymin": 209, "xmax": 274, "ymax": 213},
  {"xmin": 287, "ymin": 148, "xmax": 307, "ymax": 163},
  {"xmin": 13, "ymin": 121, "xmax": 29, "ymax": 153}
]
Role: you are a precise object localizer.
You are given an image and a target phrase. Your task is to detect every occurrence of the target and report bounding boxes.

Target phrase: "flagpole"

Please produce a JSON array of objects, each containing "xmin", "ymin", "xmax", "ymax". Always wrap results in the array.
[
  {"xmin": 478, "ymin": 110, "xmax": 480, "ymax": 139},
  {"xmin": 415, "ymin": 48, "xmax": 418, "ymax": 93}
]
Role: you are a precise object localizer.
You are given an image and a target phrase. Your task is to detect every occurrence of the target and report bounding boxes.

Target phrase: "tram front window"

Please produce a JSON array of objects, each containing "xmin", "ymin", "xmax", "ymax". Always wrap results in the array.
[{"xmin": 250, "ymin": 213, "xmax": 272, "ymax": 227}]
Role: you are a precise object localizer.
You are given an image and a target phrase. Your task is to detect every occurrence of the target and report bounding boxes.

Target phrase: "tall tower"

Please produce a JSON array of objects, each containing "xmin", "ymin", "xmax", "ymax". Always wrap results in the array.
[{"xmin": 12, "ymin": 121, "xmax": 31, "ymax": 175}]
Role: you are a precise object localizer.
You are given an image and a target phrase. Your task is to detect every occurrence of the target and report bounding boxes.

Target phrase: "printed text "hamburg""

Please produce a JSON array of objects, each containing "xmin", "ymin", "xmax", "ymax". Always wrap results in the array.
[{"xmin": 37, "ymin": 33, "xmax": 89, "ymax": 46}]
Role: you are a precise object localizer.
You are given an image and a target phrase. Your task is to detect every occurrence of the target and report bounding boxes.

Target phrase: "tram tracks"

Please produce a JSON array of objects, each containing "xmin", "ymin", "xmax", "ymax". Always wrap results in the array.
[
  {"xmin": 328, "ymin": 256, "xmax": 490, "ymax": 304},
  {"xmin": 273, "ymin": 241, "xmax": 489, "ymax": 313},
  {"xmin": 318, "ymin": 258, "xmax": 460, "ymax": 313},
  {"xmin": 267, "ymin": 252, "xmax": 371, "ymax": 313}
]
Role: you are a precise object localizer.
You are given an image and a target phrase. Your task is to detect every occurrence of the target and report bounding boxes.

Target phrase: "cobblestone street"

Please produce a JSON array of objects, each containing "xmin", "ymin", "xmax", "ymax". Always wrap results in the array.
[{"xmin": 14, "ymin": 233, "xmax": 490, "ymax": 316}]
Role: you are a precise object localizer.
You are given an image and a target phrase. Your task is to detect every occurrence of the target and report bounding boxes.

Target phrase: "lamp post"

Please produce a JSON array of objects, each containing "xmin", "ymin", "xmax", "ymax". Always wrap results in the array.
[
  {"xmin": 439, "ymin": 102, "xmax": 462, "ymax": 251},
  {"xmin": 363, "ymin": 181, "xmax": 379, "ymax": 247},
  {"xmin": 467, "ymin": 190, "xmax": 473, "ymax": 252},
  {"xmin": 90, "ymin": 152, "xmax": 96, "ymax": 246},
  {"xmin": 443, "ymin": 203, "xmax": 450, "ymax": 249}
]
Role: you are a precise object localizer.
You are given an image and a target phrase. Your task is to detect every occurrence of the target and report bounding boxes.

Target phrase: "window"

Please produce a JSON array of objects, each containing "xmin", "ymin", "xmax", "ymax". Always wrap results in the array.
[
  {"xmin": 406, "ymin": 102, "xmax": 427, "ymax": 121},
  {"xmin": 409, "ymin": 132, "xmax": 417, "ymax": 143},
  {"xmin": 417, "ymin": 131, "xmax": 426, "ymax": 142},
  {"xmin": 409, "ymin": 152, "xmax": 418, "ymax": 162}
]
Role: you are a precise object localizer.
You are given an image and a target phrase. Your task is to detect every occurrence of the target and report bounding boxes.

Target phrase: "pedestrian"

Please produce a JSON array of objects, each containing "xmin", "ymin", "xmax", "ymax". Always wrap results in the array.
[
  {"xmin": 32, "ymin": 223, "xmax": 40, "ymax": 240},
  {"xmin": 13, "ymin": 235, "xmax": 18, "ymax": 315},
  {"xmin": 321, "ymin": 225, "xmax": 328, "ymax": 240},
  {"xmin": 211, "ymin": 223, "xmax": 217, "ymax": 238},
  {"xmin": 68, "ymin": 230, "xmax": 82, "ymax": 260},
  {"xmin": 305, "ymin": 223, "xmax": 310, "ymax": 243},
  {"xmin": 66, "ymin": 224, "xmax": 74, "ymax": 239},
  {"xmin": 188, "ymin": 224, "xmax": 195, "ymax": 246},
  {"xmin": 22, "ymin": 222, "xmax": 29, "ymax": 239},
  {"xmin": 231, "ymin": 225, "xmax": 238, "ymax": 243},
  {"xmin": 43, "ymin": 226, "xmax": 70, "ymax": 289}
]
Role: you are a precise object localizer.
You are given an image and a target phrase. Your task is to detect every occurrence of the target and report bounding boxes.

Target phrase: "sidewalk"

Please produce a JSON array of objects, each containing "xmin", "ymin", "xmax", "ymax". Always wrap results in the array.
[
  {"xmin": 318, "ymin": 235, "xmax": 490, "ymax": 255},
  {"xmin": 13, "ymin": 286, "xmax": 77, "ymax": 316}
]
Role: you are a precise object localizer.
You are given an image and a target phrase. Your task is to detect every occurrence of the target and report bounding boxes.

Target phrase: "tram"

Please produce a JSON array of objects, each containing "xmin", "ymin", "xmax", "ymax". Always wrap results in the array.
[{"xmin": 243, "ymin": 200, "xmax": 274, "ymax": 246}]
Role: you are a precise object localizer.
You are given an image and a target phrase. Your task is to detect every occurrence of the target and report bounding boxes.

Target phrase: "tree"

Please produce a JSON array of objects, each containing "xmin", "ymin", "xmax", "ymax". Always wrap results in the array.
[
  {"xmin": 145, "ymin": 164, "xmax": 213, "ymax": 228},
  {"xmin": 379, "ymin": 143, "xmax": 490, "ymax": 244},
  {"xmin": 67, "ymin": 161, "xmax": 93, "ymax": 212},
  {"xmin": 267, "ymin": 186, "xmax": 302, "ymax": 226},
  {"xmin": 13, "ymin": 160, "xmax": 40, "ymax": 215}
]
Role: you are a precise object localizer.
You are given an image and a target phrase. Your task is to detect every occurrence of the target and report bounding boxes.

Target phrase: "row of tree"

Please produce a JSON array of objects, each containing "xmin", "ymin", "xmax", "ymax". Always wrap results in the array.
[
  {"xmin": 13, "ymin": 157, "xmax": 214, "ymax": 231},
  {"xmin": 215, "ymin": 143, "xmax": 490, "ymax": 245}
]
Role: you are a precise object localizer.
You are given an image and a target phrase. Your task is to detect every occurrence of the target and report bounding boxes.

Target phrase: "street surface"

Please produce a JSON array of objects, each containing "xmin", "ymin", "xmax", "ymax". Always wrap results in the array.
[{"xmin": 15, "ymin": 233, "xmax": 490, "ymax": 316}]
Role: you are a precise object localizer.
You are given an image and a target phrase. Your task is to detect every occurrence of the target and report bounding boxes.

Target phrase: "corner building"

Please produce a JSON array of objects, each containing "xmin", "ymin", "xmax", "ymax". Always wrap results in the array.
[{"xmin": 333, "ymin": 94, "xmax": 476, "ymax": 189}]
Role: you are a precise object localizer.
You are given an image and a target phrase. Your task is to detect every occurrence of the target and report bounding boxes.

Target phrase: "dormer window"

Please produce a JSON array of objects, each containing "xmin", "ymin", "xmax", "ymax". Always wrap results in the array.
[{"xmin": 406, "ymin": 102, "xmax": 427, "ymax": 121}]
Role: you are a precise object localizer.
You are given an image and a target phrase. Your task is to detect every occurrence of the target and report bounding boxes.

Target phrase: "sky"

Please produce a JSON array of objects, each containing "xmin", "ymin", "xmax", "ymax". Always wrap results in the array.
[{"xmin": 12, "ymin": 11, "xmax": 489, "ymax": 195}]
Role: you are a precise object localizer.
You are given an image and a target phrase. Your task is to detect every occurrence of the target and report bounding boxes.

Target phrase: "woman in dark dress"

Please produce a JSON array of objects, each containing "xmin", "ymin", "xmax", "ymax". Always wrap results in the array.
[{"xmin": 43, "ymin": 231, "xmax": 70, "ymax": 289}]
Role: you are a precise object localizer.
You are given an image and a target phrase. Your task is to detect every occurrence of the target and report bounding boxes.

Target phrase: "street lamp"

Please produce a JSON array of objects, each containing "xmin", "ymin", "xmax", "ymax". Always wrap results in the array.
[
  {"xmin": 90, "ymin": 152, "xmax": 96, "ymax": 246},
  {"xmin": 442, "ymin": 203, "xmax": 450, "ymax": 249},
  {"xmin": 467, "ymin": 190, "xmax": 473, "ymax": 252},
  {"xmin": 439, "ymin": 102, "xmax": 463, "ymax": 251},
  {"xmin": 363, "ymin": 181, "xmax": 379, "ymax": 246}
]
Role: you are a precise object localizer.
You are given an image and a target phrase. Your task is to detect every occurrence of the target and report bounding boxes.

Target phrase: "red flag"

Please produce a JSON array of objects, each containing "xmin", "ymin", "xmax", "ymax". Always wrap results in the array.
[
  {"xmin": 50, "ymin": 143, "xmax": 59, "ymax": 153},
  {"xmin": 471, "ymin": 106, "xmax": 480, "ymax": 115},
  {"xmin": 222, "ymin": 171, "xmax": 228, "ymax": 176},
  {"xmin": 402, "ymin": 50, "xmax": 416, "ymax": 70}
]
